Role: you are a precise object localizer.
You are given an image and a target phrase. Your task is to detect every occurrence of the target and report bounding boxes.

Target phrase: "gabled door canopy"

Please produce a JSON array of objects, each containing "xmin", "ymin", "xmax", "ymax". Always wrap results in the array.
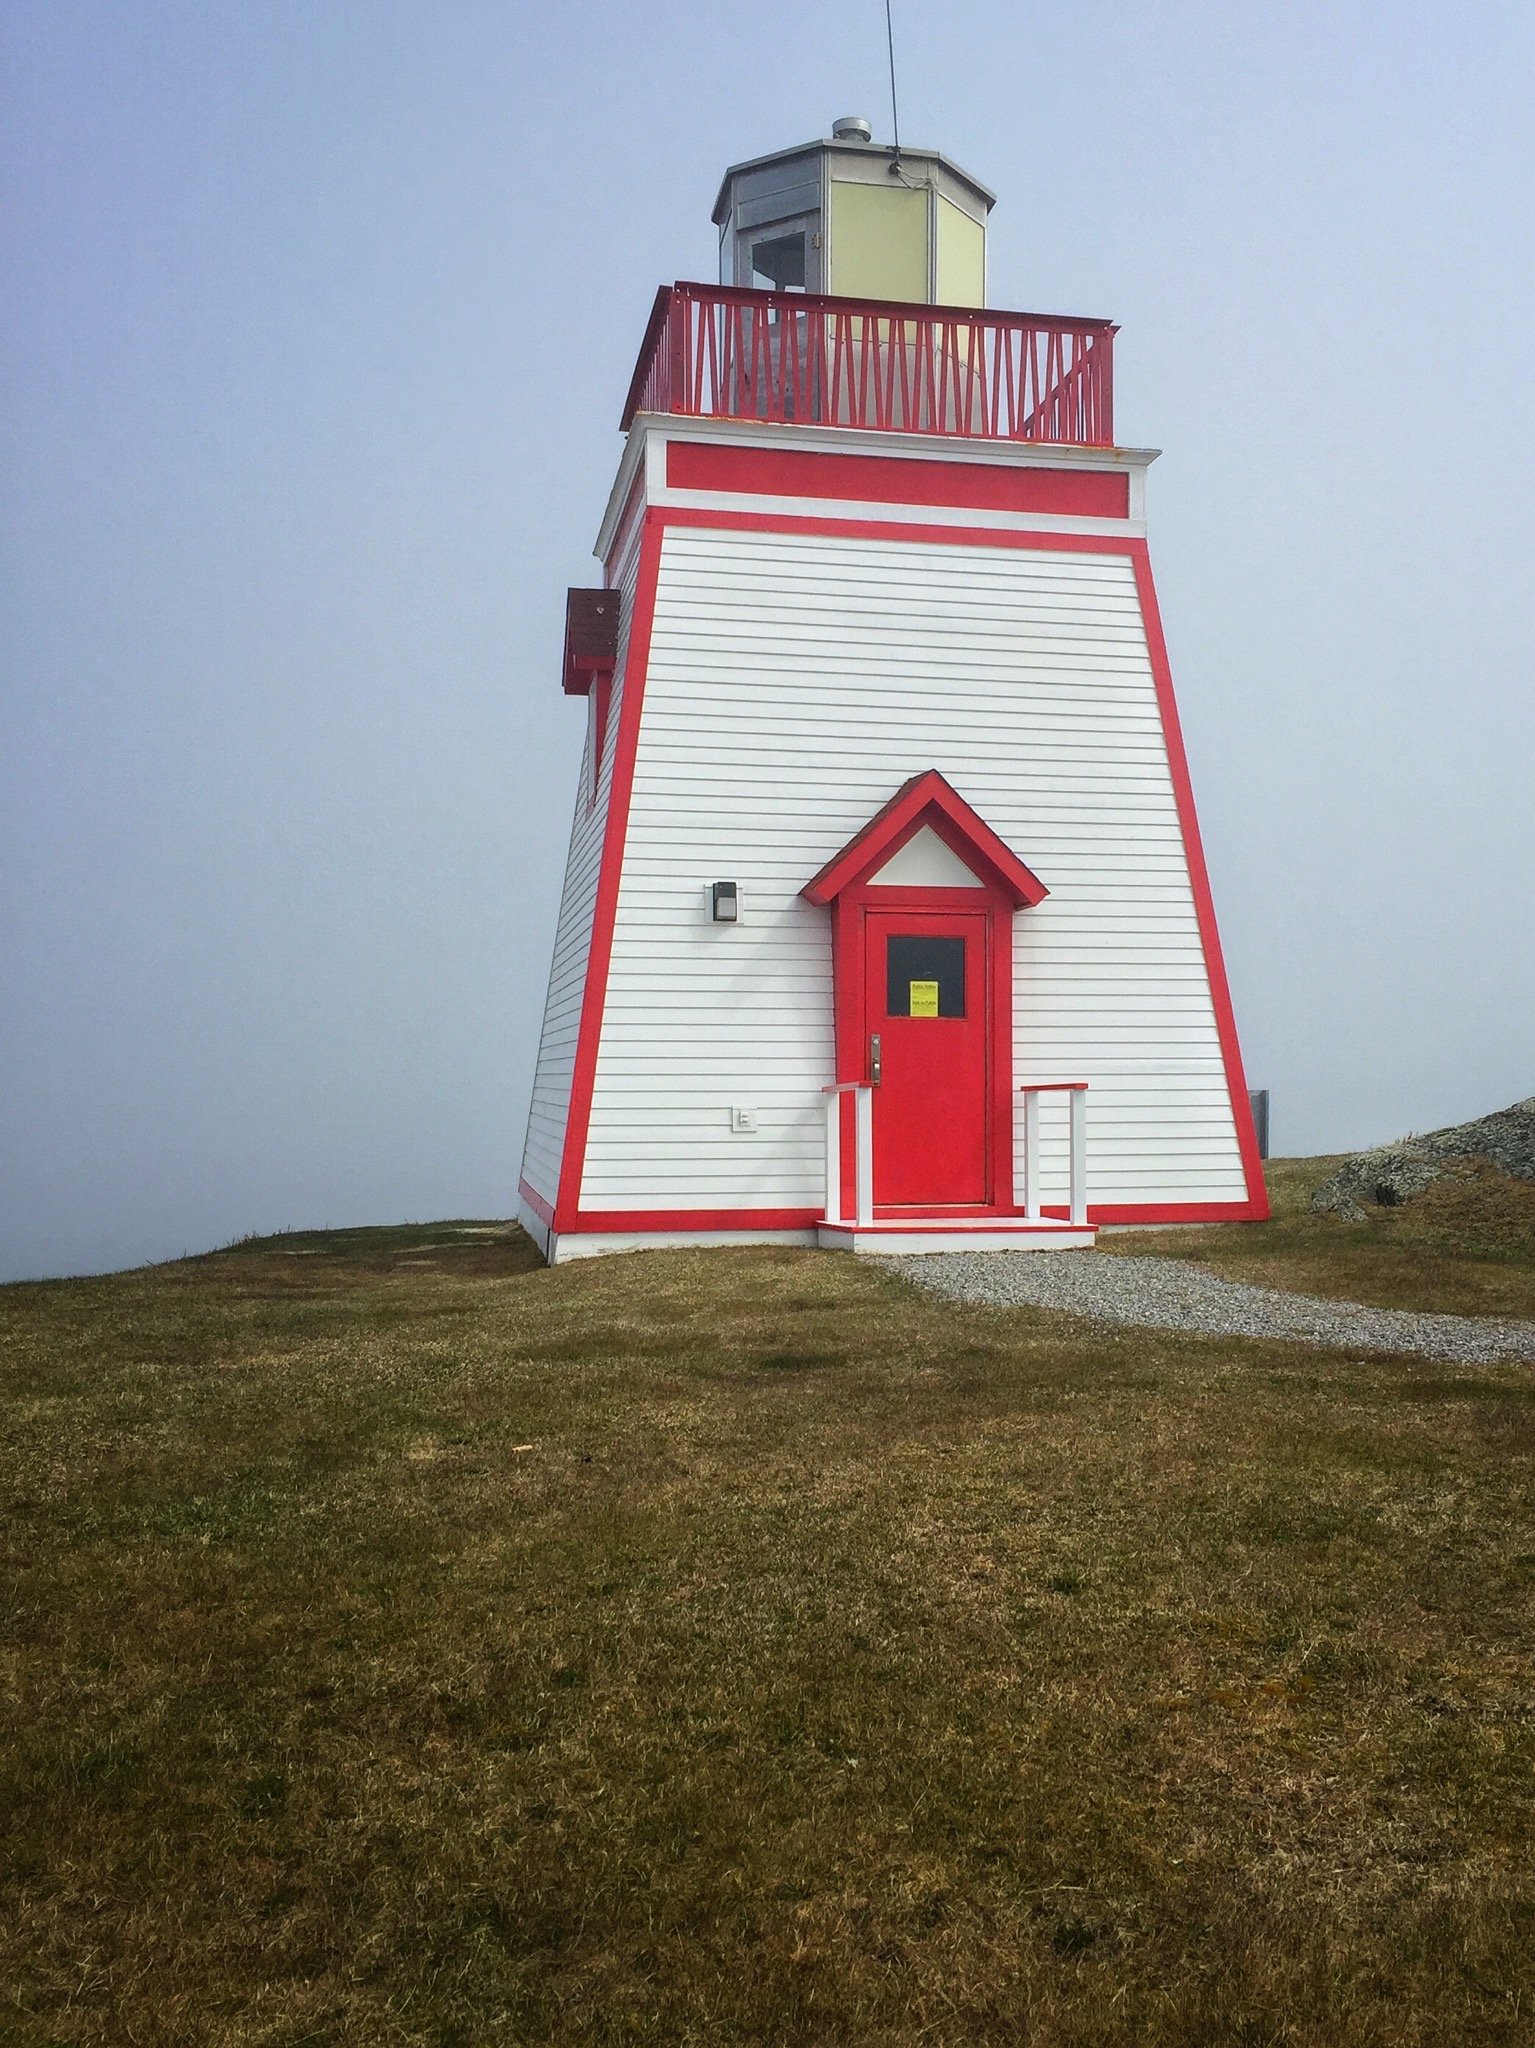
[{"xmin": 801, "ymin": 770, "xmax": 1048, "ymax": 907}]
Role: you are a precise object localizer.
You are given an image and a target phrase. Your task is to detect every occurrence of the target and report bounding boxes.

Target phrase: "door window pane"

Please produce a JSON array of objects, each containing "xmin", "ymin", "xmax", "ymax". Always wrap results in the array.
[{"xmin": 887, "ymin": 935, "xmax": 965, "ymax": 1017}]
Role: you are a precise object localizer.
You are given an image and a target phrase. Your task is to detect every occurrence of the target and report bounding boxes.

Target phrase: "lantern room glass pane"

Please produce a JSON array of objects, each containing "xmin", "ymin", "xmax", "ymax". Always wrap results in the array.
[{"xmin": 750, "ymin": 230, "xmax": 808, "ymax": 292}]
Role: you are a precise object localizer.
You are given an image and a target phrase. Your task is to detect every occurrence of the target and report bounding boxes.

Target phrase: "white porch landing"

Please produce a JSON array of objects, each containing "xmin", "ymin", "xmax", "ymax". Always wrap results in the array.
[{"xmin": 817, "ymin": 1217, "xmax": 1097, "ymax": 1255}]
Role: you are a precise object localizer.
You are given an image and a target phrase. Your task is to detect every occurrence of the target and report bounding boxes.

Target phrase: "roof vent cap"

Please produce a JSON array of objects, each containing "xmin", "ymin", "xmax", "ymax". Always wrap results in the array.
[{"xmin": 831, "ymin": 115, "xmax": 873, "ymax": 143}]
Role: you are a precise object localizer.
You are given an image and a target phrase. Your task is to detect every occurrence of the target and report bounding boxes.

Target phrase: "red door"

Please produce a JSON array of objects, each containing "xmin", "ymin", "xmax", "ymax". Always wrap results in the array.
[{"xmin": 864, "ymin": 908, "xmax": 991, "ymax": 1208}]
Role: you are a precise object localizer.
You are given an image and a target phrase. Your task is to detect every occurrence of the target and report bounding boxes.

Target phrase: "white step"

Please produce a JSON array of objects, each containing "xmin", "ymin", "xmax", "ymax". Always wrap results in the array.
[{"xmin": 818, "ymin": 1219, "xmax": 1096, "ymax": 1255}]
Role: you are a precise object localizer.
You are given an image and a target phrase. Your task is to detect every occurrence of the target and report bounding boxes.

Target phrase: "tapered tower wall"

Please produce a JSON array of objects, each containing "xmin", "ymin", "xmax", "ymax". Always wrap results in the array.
[
  {"xmin": 519, "ymin": 420, "xmax": 1266, "ymax": 1253},
  {"xmin": 517, "ymin": 523, "xmax": 645, "ymax": 1249}
]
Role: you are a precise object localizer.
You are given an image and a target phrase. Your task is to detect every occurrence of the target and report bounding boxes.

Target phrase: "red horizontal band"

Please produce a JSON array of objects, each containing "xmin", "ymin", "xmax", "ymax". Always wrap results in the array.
[
  {"xmin": 1069, "ymin": 1201, "xmax": 1264, "ymax": 1225},
  {"xmin": 548, "ymin": 1198, "xmax": 1265, "ymax": 1236},
  {"xmin": 667, "ymin": 440, "xmax": 1130, "ymax": 519},
  {"xmin": 568, "ymin": 1207, "xmax": 821, "ymax": 1232}
]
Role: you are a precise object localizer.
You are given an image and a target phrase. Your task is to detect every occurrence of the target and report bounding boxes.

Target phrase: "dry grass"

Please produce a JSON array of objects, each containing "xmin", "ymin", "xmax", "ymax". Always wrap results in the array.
[
  {"xmin": 3, "ymin": 1202, "xmax": 1534, "ymax": 2044},
  {"xmin": 1105, "ymin": 1154, "xmax": 1535, "ymax": 1319}
]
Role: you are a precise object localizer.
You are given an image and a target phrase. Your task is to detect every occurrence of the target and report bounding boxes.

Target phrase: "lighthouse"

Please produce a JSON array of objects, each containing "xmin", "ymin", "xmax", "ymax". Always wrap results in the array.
[{"xmin": 518, "ymin": 121, "xmax": 1268, "ymax": 1263}]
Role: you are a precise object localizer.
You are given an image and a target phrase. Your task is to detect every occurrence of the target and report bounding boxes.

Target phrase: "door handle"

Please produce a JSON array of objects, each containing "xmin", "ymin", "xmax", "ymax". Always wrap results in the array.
[{"xmin": 869, "ymin": 1033, "xmax": 882, "ymax": 1086}]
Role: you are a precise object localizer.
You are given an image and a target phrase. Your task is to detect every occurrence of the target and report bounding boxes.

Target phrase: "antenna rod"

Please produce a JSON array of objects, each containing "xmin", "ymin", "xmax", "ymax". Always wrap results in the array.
[{"xmin": 884, "ymin": 0, "xmax": 902, "ymax": 161}]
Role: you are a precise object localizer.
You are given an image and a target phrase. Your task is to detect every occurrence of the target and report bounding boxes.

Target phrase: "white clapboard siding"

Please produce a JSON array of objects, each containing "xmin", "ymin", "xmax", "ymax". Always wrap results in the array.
[
  {"xmin": 576, "ymin": 525, "xmax": 1247, "ymax": 1212},
  {"xmin": 517, "ymin": 535, "xmax": 642, "ymax": 1204}
]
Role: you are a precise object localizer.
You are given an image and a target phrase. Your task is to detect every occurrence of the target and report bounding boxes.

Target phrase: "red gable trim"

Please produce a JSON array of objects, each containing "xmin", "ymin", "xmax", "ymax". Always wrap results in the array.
[{"xmin": 801, "ymin": 770, "xmax": 1048, "ymax": 908}]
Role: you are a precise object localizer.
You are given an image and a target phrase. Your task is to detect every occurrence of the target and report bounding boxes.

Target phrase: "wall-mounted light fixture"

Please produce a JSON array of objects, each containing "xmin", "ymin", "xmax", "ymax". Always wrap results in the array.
[{"xmin": 710, "ymin": 881, "xmax": 739, "ymax": 923}]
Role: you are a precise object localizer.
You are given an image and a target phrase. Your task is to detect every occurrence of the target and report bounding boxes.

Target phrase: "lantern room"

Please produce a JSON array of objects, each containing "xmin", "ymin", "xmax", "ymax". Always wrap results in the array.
[{"xmin": 712, "ymin": 117, "xmax": 994, "ymax": 307}]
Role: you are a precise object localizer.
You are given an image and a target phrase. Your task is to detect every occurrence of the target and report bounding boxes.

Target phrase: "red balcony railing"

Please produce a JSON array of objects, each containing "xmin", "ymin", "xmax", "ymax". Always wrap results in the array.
[{"xmin": 621, "ymin": 281, "xmax": 1116, "ymax": 446}]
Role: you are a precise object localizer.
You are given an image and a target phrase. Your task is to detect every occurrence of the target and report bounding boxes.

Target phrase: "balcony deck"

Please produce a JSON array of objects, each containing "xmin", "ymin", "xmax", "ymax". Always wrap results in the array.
[{"xmin": 622, "ymin": 281, "xmax": 1116, "ymax": 448}]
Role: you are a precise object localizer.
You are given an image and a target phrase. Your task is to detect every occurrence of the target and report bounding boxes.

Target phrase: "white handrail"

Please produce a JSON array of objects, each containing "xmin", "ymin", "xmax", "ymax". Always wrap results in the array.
[
  {"xmin": 821, "ymin": 1082, "xmax": 874, "ymax": 1228},
  {"xmin": 1018, "ymin": 1082, "xmax": 1089, "ymax": 1228}
]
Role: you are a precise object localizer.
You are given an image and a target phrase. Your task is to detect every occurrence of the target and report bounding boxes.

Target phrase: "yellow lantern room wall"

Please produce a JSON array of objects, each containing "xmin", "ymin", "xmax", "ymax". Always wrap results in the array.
[
  {"xmin": 828, "ymin": 182, "xmax": 928, "ymax": 302},
  {"xmin": 934, "ymin": 196, "xmax": 986, "ymax": 306}
]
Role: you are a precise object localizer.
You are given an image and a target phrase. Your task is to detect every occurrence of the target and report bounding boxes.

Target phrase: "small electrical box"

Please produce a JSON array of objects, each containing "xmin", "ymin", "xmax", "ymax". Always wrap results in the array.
[{"xmin": 730, "ymin": 1106, "xmax": 757, "ymax": 1133}]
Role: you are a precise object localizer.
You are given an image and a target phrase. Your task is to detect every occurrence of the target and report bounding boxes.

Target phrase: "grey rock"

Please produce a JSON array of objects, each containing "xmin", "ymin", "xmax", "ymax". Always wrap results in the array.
[{"xmin": 1310, "ymin": 1096, "xmax": 1535, "ymax": 1220}]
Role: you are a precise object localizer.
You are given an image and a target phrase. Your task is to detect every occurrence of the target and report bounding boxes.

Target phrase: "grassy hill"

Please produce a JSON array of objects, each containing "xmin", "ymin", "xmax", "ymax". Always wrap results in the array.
[
  {"xmin": 1103, "ymin": 1151, "xmax": 1535, "ymax": 1317},
  {"xmin": 3, "ymin": 1165, "xmax": 1534, "ymax": 2044}
]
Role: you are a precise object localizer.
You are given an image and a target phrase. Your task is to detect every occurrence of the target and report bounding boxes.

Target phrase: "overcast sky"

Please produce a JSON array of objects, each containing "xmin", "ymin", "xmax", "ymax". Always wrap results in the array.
[{"xmin": 3, "ymin": 0, "xmax": 1532, "ymax": 1281}]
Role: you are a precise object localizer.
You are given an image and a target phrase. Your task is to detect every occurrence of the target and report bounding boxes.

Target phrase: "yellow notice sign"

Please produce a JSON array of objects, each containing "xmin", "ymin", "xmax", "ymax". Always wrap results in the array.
[{"xmin": 909, "ymin": 980, "xmax": 940, "ymax": 1017}]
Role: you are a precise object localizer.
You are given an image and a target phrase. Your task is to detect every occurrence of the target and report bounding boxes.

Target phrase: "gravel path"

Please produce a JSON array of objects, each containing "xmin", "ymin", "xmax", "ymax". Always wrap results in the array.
[{"xmin": 892, "ymin": 1251, "xmax": 1535, "ymax": 1364}]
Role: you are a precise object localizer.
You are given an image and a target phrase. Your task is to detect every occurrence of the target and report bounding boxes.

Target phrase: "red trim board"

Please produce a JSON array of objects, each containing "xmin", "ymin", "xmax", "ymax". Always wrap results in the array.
[
  {"xmin": 554, "ymin": 510, "xmax": 666, "ymax": 1233},
  {"xmin": 827, "ymin": 883, "xmax": 1017, "ymax": 1217},
  {"xmin": 1129, "ymin": 548, "xmax": 1268, "ymax": 1219},
  {"xmin": 553, "ymin": 504, "xmax": 1269, "ymax": 1231},
  {"xmin": 667, "ymin": 440, "xmax": 1131, "ymax": 519},
  {"xmin": 645, "ymin": 506, "xmax": 1139, "ymax": 553},
  {"xmin": 555, "ymin": 1201, "xmax": 1257, "ymax": 1235},
  {"xmin": 567, "ymin": 1207, "xmax": 821, "ymax": 1233},
  {"xmin": 517, "ymin": 1176, "xmax": 555, "ymax": 1229}
]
